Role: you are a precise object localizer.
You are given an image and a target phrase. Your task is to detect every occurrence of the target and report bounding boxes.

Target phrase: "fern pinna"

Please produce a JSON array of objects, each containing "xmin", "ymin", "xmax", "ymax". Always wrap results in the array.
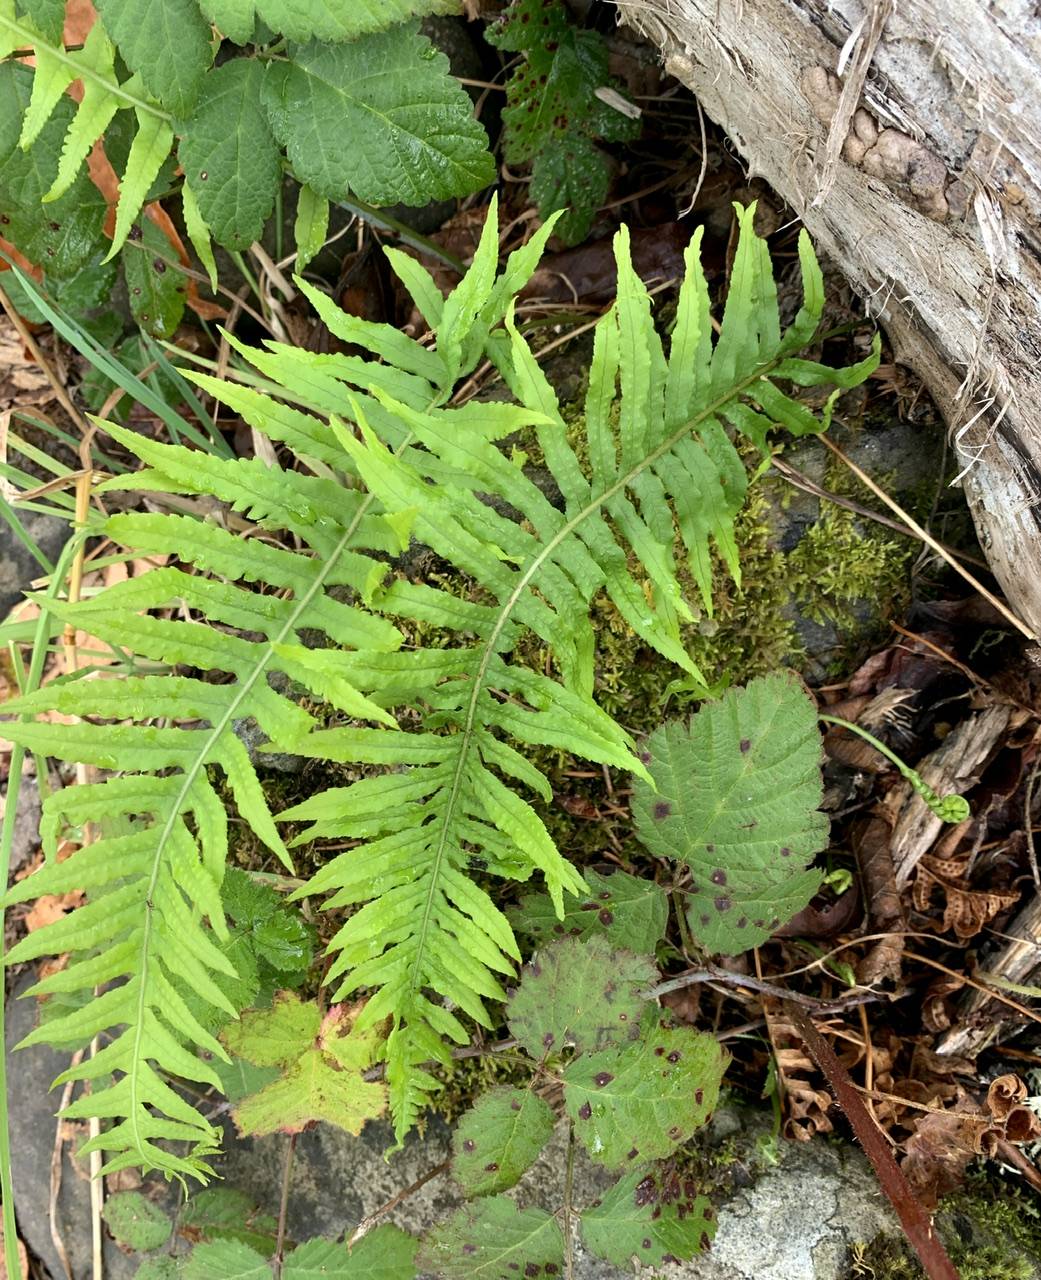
[{"xmin": 3, "ymin": 201, "xmax": 878, "ymax": 1177}]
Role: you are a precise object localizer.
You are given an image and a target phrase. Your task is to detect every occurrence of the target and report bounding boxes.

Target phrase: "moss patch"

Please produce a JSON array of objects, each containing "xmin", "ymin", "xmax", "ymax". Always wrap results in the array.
[{"xmin": 845, "ymin": 1168, "xmax": 1041, "ymax": 1279}]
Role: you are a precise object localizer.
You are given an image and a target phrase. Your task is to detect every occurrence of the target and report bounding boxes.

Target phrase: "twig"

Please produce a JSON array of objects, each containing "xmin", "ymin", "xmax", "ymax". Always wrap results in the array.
[
  {"xmin": 347, "ymin": 1159, "xmax": 449, "ymax": 1248},
  {"xmin": 562, "ymin": 1124, "xmax": 576, "ymax": 1280},
  {"xmin": 644, "ymin": 963, "xmax": 860, "ymax": 1009},
  {"xmin": 820, "ymin": 433, "xmax": 1036, "ymax": 641},
  {"xmin": 784, "ymin": 1001, "xmax": 961, "ymax": 1280},
  {"xmin": 49, "ymin": 1053, "xmax": 83, "ymax": 1280},
  {"xmin": 272, "ymin": 1131, "xmax": 298, "ymax": 1279},
  {"xmin": 1024, "ymin": 736, "xmax": 1041, "ymax": 894},
  {"xmin": 677, "ymin": 98, "xmax": 709, "ymax": 218}
]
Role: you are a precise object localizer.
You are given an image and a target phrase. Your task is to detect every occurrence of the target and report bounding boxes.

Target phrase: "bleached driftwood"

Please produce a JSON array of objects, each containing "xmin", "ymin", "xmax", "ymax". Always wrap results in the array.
[{"xmin": 617, "ymin": 0, "xmax": 1041, "ymax": 639}]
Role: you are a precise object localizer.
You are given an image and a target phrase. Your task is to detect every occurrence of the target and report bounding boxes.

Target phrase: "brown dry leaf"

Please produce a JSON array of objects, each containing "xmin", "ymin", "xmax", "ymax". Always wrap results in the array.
[
  {"xmin": 912, "ymin": 859, "xmax": 1019, "ymax": 939},
  {"xmin": 901, "ymin": 1093, "xmax": 985, "ymax": 1207},
  {"xmin": 987, "ymin": 1073, "xmax": 1028, "ymax": 1121},
  {"xmin": 25, "ymin": 889, "xmax": 84, "ymax": 933}
]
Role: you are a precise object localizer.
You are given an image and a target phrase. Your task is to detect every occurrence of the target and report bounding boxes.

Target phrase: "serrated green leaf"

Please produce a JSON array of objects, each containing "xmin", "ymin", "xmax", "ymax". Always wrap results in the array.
[
  {"xmin": 338, "ymin": 1226, "xmax": 418, "ymax": 1280},
  {"xmin": 265, "ymin": 26, "xmax": 493, "ymax": 206},
  {"xmin": 293, "ymin": 183, "xmax": 328, "ymax": 273},
  {"xmin": 221, "ymin": 868, "xmax": 314, "ymax": 981},
  {"xmin": 488, "ymin": 0, "xmax": 638, "ymax": 243},
  {"xmin": 580, "ymin": 1165, "xmax": 717, "ymax": 1267},
  {"xmin": 44, "ymin": 24, "xmax": 121, "ymax": 202},
  {"xmin": 509, "ymin": 868, "xmax": 668, "ymax": 954},
  {"xmin": 179, "ymin": 1187, "xmax": 278, "ymax": 1255},
  {"xmin": 631, "ymin": 673, "xmax": 827, "ymax": 955},
  {"xmin": 418, "ymin": 1200, "xmax": 563, "ymax": 1280},
  {"xmin": 452, "ymin": 1087, "xmax": 555, "ymax": 1196},
  {"xmin": 563, "ymin": 1020, "xmax": 725, "ymax": 1168},
  {"xmin": 223, "ymin": 992, "xmax": 386, "ymax": 1136},
  {"xmin": 123, "ymin": 216, "xmax": 187, "ymax": 337},
  {"xmin": 14, "ymin": 0, "xmax": 64, "ymax": 43},
  {"xmin": 182, "ymin": 1239, "xmax": 272, "ymax": 1279},
  {"xmin": 530, "ymin": 135, "xmax": 610, "ymax": 246},
  {"xmin": 507, "ymin": 936, "xmax": 656, "ymax": 1057},
  {"xmin": 135, "ymin": 1258, "xmax": 180, "ymax": 1280},
  {"xmin": 95, "ymin": 0, "xmax": 212, "ymax": 116},
  {"xmin": 103, "ymin": 1191, "xmax": 172, "ymax": 1252},
  {"xmin": 0, "ymin": 62, "xmax": 107, "ymax": 278},
  {"xmin": 197, "ymin": 0, "xmax": 256, "ymax": 43},
  {"xmin": 178, "ymin": 60, "xmax": 281, "ymax": 251}
]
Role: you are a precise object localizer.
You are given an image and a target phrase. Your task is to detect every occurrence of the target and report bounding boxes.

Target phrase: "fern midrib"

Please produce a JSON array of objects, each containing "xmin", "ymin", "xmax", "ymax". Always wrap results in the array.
[
  {"xmin": 408, "ymin": 356, "xmax": 783, "ymax": 1004},
  {"xmin": 0, "ymin": 14, "xmax": 171, "ymax": 121},
  {"xmin": 127, "ymin": 507, "xmax": 377, "ymax": 1164}
]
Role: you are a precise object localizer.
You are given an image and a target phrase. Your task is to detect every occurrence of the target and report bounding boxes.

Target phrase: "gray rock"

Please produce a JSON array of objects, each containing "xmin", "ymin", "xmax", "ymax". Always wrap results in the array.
[
  {"xmin": 1, "ymin": 775, "xmax": 42, "ymax": 875},
  {"xmin": 5, "ymin": 973, "xmax": 181, "ymax": 1280},
  {"xmin": 0, "ymin": 510, "xmax": 70, "ymax": 624}
]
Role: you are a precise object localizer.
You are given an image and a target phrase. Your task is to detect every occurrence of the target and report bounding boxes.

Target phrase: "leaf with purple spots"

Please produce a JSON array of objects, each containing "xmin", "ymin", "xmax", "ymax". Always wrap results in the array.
[
  {"xmin": 506, "ymin": 935, "xmax": 658, "ymax": 1058},
  {"xmin": 508, "ymin": 869, "xmax": 668, "ymax": 954},
  {"xmin": 452, "ymin": 1087, "xmax": 555, "ymax": 1196},
  {"xmin": 562, "ymin": 1021, "xmax": 725, "ymax": 1167},
  {"xmin": 417, "ymin": 1198, "xmax": 563, "ymax": 1279},
  {"xmin": 579, "ymin": 1165, "xmax": 717, "ymax": 1268},
  {"xmin": 631, "ymin": 673, "xmax": 827, "ymax": 955}
]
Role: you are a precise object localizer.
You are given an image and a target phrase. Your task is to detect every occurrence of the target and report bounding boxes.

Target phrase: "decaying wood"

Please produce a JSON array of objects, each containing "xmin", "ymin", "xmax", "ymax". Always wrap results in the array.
[
  {"xmin": 936, "ymin": 893, "xmax": 1041, "ymax": 1058},
  {"xmin": 617, "ymin": 0, "xmax": 1041, "ymax": 639}
]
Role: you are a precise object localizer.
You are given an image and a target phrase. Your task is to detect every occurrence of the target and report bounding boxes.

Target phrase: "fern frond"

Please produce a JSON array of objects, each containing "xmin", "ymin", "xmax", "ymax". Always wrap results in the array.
[
  {"xmin": 0, "ymin": 3, "xmax": 179, "ymax": 258},
  {"xmin": 7, "ymin": 198, "xmax": 878, "ymax": 1159},
  {"xmin": 2, "ymin": 433, "xmax": 410, "ymax": 1179}
]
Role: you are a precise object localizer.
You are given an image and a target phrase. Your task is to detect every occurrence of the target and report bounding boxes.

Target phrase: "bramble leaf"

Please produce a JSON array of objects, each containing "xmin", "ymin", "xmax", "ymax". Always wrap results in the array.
[
  {"xmin": 95, "ymin": 0, "xmax": 213, "ymax": 116},
  {"xmin": 631, "ymin": 673, "xmax": 827, "ymax": 955},
  {"xmin": 222, "ymin": 991, "xmax": 386, "ymax": 1136},
  {"xmin": 263, "ymin": 26, "xmax": 494, "ymax": 206},
  {"xmin": 123, "ymin": 216, "xmax": 187, "ymax": 338},
  {"xmin": 418, "ymin": 1199, "xmax": 564, "ymax": 1280},
  {"xmin": 452, "ymin": 1087, "xmax": 555, "ymax": 1196},
  {"xmin": 0, "ymin": 63, "xmax": 107, "ymax": 279},
  {"xmin": 488, "ymin": 0, "xmax": 639, "ymax": 243},
  {"xmin": 580, "ymin": 1165, "xmax": 717, "ymax": 1267},
  {"xmin": 509, "ymin": 868, "xmax": 668, "ymax": 954},
  {"xmin": 334, "ymin": 1226, "xmax": 419, "ymax": 1279},
  {"xmin": 563, "ymin": 1020, "xmax": 726, "ymax": 1167},
  {"xmin": 182, "ymin": 1240, "xmax": 271, "ymax": 1279},
  {"xmin": 103, "ymin": 1191, "xmax": 172, "ymax": 1252},
  {"xmin": 178, "ymin": 59, "xmax": 281, "ymax": 250},
  {"xmin": 507, "ymin": 936, "xmax": 656, "ymax": 1057},
  {"xmin": 178, "ymin": 1187, "xmax": 277, "ymax": 1255}
]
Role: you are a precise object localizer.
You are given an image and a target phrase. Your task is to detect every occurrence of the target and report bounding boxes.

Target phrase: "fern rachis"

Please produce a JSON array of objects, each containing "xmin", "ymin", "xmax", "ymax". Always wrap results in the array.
[{"xmin": 3, "ymin": 199, "xmax": 879, "ymax": 1171}]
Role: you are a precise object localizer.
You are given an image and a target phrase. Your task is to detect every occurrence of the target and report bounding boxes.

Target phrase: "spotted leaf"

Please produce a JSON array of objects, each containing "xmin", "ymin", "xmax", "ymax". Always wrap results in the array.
[
  {"xmin": 632, "ymin": 673, "xmax": 827, "ymax": 955},
  {"xmin": 506, "ymin": 935, "xmax": 657, "ymax": 1058},
  {"xmin": 508, "ymin": 868, "xmax": 668, "ymax": 954},
  {"xmin": 452, "ymin": 1086, "xmax": 555, "ymax": 1197},
  {"xmin": 417, "ymin": 1199, "xmax": 564, "ymax": 1280},
  {"xmin": 580, "ymin": 1164, "xmax": 717, "ymax": 1268},
  {"xmin": 563, "ymin": 1020, "xmax": 726, "ymax": 1168}
]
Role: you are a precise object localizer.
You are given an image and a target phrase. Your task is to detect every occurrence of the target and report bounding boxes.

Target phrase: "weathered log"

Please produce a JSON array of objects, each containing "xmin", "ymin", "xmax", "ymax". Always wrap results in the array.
[{"xmin": 617, "ymin": 0, "xmax": 1041, "ymax": 640}]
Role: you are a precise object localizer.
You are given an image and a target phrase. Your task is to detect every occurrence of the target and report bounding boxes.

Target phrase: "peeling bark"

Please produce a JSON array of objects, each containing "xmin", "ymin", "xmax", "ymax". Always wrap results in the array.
[{"xmin": 618, "ymin": 0, "xmax": 1041, "ymax": 638}]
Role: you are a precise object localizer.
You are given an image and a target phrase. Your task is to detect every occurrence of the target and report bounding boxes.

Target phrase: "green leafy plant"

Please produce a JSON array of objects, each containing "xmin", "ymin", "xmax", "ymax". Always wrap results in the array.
[
  {"xmin": 1, "ymin": 199, "xmax": 879, "ymax": 1187},
  {"xmin": 420, "ymin": 935, "xmax": 725, "ymax": 1274},
  {"xmin": 488, "ymin": 0, "xmax": 640, "ymax": 243},
  {"xmin": 0, "ymin": 0, "xmax": 494, "ymax": 333}
]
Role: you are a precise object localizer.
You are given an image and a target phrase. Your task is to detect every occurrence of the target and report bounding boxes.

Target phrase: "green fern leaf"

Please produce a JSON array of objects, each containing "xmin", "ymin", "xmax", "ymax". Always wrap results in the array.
[
  {"xmin": 262, "ymin": 25, "xmax": 494, "ymax": 206},
  {"xmin": 107, "ymin": 108, "xmax": 175, "ymax": 257},
  {"xmin": 8, "ymin": 199, "xmax": 875, "ymax": 1171},
  {"xmin": 178, "ymin": 59, "xmax": 281, "ymax": 251},
  {"xmin": 293, "ymin": 182, "xmax": 328, "ymax": 273},
  {"xmin": 631, "ymin": 673, "xmax": 828, "ymax": 955}
]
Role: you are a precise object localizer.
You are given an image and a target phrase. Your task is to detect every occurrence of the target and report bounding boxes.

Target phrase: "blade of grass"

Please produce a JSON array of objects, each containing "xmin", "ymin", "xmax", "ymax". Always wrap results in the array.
[{"xmin": 0, "ymin": 261, "xmax": 234, "ymax": 459}]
